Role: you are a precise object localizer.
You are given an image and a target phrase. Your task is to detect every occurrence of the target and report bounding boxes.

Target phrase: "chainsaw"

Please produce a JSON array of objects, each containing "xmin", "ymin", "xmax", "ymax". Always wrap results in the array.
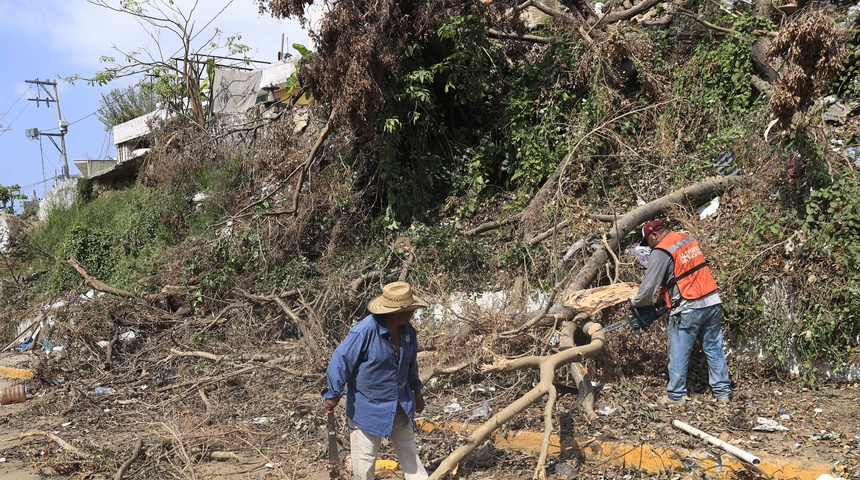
[{"xmin": 597, "ymin": 302, "xmax": 669, "ymax": 334}]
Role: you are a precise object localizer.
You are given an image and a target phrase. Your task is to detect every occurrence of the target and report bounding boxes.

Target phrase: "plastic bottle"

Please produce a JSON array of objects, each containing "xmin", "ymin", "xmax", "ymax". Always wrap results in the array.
[
  {"xmin": 94, "ymin": 386, "xmax": 115, "ymax": 395},
  {"xmin": 0, "ymin": 385, "xmax": 27, "ymax": 405}
]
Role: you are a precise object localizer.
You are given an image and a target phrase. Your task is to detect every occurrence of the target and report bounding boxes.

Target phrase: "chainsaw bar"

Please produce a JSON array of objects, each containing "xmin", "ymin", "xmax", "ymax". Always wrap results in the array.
[{"xmin": 596, "ymin": 319, "xmax": 628, "ymax": 334}]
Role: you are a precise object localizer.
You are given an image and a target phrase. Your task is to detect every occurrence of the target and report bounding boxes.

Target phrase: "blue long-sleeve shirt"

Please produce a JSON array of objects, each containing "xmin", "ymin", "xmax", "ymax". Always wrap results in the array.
[{"xmin": 323, "ymin": 314, "xmax": 424, "ymax": 437}]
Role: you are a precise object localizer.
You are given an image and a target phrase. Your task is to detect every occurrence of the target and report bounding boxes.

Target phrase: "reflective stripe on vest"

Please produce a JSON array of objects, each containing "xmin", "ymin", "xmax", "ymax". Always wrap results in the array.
[{"xmin": 654, "ymin": 231, "xmax": 718, "ymax": 307}]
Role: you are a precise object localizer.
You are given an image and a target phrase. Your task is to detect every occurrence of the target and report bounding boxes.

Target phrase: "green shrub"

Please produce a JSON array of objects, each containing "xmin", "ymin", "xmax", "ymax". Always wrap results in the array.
[{"xmin": 26, "ymin": 185, "xmax": 174, "ymax": 293}]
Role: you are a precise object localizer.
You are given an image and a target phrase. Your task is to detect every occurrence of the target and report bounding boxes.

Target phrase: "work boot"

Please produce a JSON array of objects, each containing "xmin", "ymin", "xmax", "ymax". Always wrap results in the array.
[
  {"xmin": 657, "ymin": 395, "xmax": 685, "ymax": 407},
  {"xmin": 715, "ymin": 396, "xmax": 730, "ymax": 405}
]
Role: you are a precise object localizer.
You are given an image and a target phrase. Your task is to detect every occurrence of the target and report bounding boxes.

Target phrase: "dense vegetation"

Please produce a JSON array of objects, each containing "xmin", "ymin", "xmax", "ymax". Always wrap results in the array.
[{"xmin": 3, "ymin": 0, "xmax": 860, "ymax": 383}]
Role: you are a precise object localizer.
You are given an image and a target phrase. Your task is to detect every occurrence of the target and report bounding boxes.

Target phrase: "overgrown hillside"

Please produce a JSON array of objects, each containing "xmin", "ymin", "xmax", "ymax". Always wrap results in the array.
[{"xmin": 1, "ymin": 0, "xmax": 859, "ymax": 477}]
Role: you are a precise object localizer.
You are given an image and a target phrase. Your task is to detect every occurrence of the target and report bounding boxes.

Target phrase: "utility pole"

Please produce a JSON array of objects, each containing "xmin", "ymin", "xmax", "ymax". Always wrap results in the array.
[{"xmin": 25, "ymin": 78, "xmax": 70, "ymax": 180}]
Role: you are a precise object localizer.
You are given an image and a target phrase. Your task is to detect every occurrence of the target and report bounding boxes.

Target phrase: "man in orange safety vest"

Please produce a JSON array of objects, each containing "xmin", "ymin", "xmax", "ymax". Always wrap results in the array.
[{"xmin": 631, "ymin": 219, "xmax": 731, "ymax": 406}]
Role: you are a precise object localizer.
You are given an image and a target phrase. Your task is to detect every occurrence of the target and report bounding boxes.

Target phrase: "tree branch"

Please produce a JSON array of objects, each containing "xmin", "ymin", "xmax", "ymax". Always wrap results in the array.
[
  {"xmin": 565, "ymin": 175, "xmax": 745, "ymax": 296},
  {"xmin": 602, "ymin": 0, "xmax": 663, "ymax": 23},
  {"xmin": 669, "ymin": 7, "xmax": 736, "ymax": 35},
  {"xmin": 487, "ymin": 28, "xmax": 555, "ymax": 44},
  {"xmin": 292, "ymin": 109, "xmax": 335, "ymax": 214}
]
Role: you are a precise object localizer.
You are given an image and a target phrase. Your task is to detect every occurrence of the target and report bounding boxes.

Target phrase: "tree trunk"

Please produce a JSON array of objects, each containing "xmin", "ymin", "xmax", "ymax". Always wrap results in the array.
[
  {"xmin": 564, "ymin": 176, "xmax": 744, "ymax": 297},
  {"xmin": 751, "ymin": 37, "xmax": 779, "ymax": 83}
]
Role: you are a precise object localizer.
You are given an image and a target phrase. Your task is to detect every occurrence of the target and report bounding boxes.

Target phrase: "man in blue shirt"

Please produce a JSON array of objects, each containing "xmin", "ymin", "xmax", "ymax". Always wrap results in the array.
[{"xmin": 323, "ymin": 282, "xmax": 429, "ymax": 480}]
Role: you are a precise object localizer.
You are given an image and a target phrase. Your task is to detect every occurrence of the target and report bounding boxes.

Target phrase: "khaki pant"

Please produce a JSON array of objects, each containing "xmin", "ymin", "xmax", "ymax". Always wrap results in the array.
[{"xmin": 348, "ymin": 407, "xmax": 428, "ymax": 480}]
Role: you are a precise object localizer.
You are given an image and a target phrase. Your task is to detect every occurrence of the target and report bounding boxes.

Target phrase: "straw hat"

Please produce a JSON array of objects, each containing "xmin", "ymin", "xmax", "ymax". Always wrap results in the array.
[{"xmin": 367, "ymin": 282, "xmax": 429, "ymax": 314}]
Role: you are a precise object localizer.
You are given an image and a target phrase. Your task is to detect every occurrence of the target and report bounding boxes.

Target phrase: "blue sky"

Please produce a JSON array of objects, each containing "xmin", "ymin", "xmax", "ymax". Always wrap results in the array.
[{"xmin": 0, "ymin": 0, "xmax": 308, "ymax": 205}]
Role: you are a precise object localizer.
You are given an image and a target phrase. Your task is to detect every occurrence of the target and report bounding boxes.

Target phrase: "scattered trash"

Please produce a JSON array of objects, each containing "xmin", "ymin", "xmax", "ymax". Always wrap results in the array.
[
  {"xmin": 470, "ymin": 385, "xmax": 496, "ymax": 394},
  {"xmin": 253, "ymin": 417, "xmax": 277, "ymax": 425},
  {"xmin": 747, "ymin": 401, "xmax": 755, "ymax": 406},
  {"xmin": 811, "ymin": 431, "xmax": 840, "ymax": 440},
  {"xmin": 555, "ymin": 463, "xmax": 579, "ymax": 478},
  {"xmin": 444, "ymin": 398, "xmax": 462, "ymax": 414},
  {"xmin": 61, "ymin": 422, "xmax": 72, "ymax": 428},
  {"xmin": 774, "ymin": 390, "xmax": 783, "ymax": 396},
  {"xmin": 562, "ymin": 239, "xmax": 586, "ymax": 263},
  {"xmin": 375, "ymin": 459, "xmax": 398, "ymax": 471},
  {"xmin": 594, "ymin": 2, "xmax": 605, "ymax": 14},
  {"xmin": 713, "ymin": 150, "xmax": 741, "ymax": 176},
  {"xmin": 632, "ymin": 246, "xmax": 651, "ymax": 267},
  {"xmin": 752, "ymin": 417, "xmax": 789, "ymax": 432},
  {"xmin": 823, "ymin": 100, "xmax": 850, "ymax": 125},
  {"xmin": 264, "ymin": 462, "xmax": 281, "ymax": 468},
  {"xmin": 47, "ymin": 299, "xmax": 68, "ymax": 310},
  {"xmin": 596, "ymin": 402, "xmax": 623, "ymax": 416},
  {"xmin": 697, "ymin": 197, "xmax": 720, "ymax": 219},
  {"xmin": 813, "ymin": 408, "xmax": 823, "ymax": 413},
  {"xmin": 94, "ymin": 387, "xmax": 115, "ymax": 395},
  {"xmin": 463, "ymin": 400, "xmax": 492, "ymax": 427},
  {"xmin": 844, "ymin": 147, "xmax": 860, "ymax": 167},
  {"xmin": 119, "ymin": 331, "xmax": 137, "ymax": 342},
  {"xmin": 548, "ymin": 331, "xmax": 560, "ymax": 348},
  {"xmin": 96, "ymin": 340, "xmax": 111, "ymax": 349},
  {"xmin": 780, "ymin": 414, "xmax": 792, "ymax": 421},
  {"xmin": 0, "ymin": 385, "xmax": 27, "ymax": 405},
  {"xmin": 0, "ymin": 457, "xmax": 5, "ymax": 463}
]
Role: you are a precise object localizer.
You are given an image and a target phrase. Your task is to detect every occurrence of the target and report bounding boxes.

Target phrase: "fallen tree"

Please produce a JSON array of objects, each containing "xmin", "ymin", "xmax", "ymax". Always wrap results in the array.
[
  {"xmin": 428, "ymin": 322, "xmax": 606, "ymax": 480},
  {"xmin": 565, "ymin": 175, "xmax": 745, "ymax": 295},
  {"xmin": 428, "ymin": 175, "xmax": 745, "ymax": 478}
]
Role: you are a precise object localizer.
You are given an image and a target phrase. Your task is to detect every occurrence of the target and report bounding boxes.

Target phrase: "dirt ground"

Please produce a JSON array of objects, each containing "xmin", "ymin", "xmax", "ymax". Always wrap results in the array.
[{"xmin": 0, "ymin": 331, "xmax": 858, "ymax": 480}]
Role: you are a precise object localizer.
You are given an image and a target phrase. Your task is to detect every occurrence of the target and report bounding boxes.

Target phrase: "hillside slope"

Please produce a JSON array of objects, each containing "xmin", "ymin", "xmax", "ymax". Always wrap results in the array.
[{"xmin": 0, "ymin": 0, "xmax": 859, "ymax": 478}]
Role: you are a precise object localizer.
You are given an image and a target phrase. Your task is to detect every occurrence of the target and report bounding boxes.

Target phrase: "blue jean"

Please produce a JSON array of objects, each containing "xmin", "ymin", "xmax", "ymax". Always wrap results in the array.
[{"xmin": 666, "ymin": 304, "xmax": 731, "ymax": 401}]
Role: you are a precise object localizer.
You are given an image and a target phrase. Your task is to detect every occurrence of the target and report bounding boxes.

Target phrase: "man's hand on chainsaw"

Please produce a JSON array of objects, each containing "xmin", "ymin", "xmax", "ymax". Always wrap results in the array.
[{"xmin": 324, "ymin": 397, "xmax": 340, "ymax": 410}]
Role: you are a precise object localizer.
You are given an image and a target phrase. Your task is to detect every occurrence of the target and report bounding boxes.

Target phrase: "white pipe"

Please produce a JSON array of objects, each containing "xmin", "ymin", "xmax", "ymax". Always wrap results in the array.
[{"xmin": 671, "ymin": 418, "xmax": 761, "ymax": 466}]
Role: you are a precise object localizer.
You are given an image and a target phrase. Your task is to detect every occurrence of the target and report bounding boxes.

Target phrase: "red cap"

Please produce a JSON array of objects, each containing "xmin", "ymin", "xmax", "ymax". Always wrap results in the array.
[{"xmin": 640, "ymin": 219, "xmax": 667, "ymax": 246}]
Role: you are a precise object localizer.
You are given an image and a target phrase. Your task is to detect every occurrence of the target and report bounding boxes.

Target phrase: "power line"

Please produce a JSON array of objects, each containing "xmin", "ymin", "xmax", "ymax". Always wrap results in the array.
[
  {"xmin": 18, "ymin": 176, "xmax": 57, "ymax": 191},
  {"xmin": 0, "ymin": 86, "xmax": 31, "ymax": 122},
  {"xmin": 69, "ymin": 110, "xmax": 99, "ymax": 126},
  {"xmin": 38, "ymin": 136, "xmax": 58, "ymax": 180},
  {"xmin": 99, "ymin": 130, "xmax": 113, "ymax": 159},
  {"xmin": 0, "ymin": 100, "xmax": 32, "ymax": 138}
]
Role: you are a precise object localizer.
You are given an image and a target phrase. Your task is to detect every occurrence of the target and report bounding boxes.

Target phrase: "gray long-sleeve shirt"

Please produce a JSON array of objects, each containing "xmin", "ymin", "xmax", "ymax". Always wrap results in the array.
[{"xmin": 631, "ymin": 248, "xmax": 721, "ymax": 315}]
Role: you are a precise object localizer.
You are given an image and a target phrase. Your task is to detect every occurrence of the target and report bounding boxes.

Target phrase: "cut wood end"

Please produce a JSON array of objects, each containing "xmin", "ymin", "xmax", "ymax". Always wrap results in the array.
[
  {"xmin": 562, "ymin": 282, "xmax": 639, "ymax": 313},
  {"xmin": 776, "ymin": 3, "xmax": 797, "ymax": 14}
]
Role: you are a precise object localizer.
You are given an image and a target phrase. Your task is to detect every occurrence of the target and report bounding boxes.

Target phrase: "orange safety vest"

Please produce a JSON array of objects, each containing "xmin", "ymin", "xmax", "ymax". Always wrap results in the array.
[{"xmin": 654, "ymin": 231, "xmax": 718, "ymax": 308}]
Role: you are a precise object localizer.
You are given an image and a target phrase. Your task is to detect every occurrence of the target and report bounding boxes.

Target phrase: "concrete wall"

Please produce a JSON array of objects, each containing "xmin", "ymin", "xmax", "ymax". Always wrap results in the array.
[
  {"xmin": 0, "ymin": 213, "xmax": 9, "ymax": 254},
  {"xmin": 37, "ymin": 178, "xmax": 79, "ymax": 222}
]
